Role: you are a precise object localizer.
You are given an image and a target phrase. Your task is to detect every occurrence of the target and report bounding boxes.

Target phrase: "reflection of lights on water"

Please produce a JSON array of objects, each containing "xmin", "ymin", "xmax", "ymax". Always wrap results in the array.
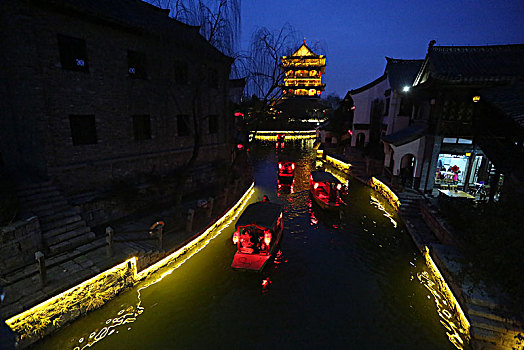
[
  {"xmin": 418, "ymin": 271, "xmax": 468, "ymax": 349},
  {"xmin": 72, "ymin": 184, "xmax": 256, "ymax": 349},
  {"xmin": 370, "ymin": 195, "xmax": 397, "ymax": 228},
  {"xmin": 416, "ymin": 247, "xmax": 470, "ymax": 350}
]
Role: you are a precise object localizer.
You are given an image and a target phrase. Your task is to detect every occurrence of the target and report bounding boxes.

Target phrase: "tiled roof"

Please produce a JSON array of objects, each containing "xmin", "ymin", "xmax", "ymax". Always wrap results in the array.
[
  {"xmin": 424, "ymin": 44, "xmax": 524, "ymax": 84},
  {"xmin": 481, "ymin": 82, "xmax": 524, "ymax": 127},
  {"xmin": 33, "ymin": 0, "xmax": 232, "ymax": 60},
  {"xmin": 349, "ymin": 74, "xmax": 387, "ymax": 95},
  {"xmin": 381, "ymin": 124, "xmax": 427, "ymax": 146},
  {"xmin": 385, "ymin": 57, "xmax": 423, "ymax": 91}
]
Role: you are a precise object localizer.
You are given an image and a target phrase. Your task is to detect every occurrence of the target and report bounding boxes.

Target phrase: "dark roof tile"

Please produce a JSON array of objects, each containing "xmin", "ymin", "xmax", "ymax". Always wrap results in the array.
[
  {"xmin": 385, "ymin": 57, "xmax": 424, "ymax": 91},
  {"xmin": 481, "ymin": 82, "xmax": 524, "ymax": 127},
  {"xmin": 426, "ymin": 44, "xmax": 524, "ymax": 83}
]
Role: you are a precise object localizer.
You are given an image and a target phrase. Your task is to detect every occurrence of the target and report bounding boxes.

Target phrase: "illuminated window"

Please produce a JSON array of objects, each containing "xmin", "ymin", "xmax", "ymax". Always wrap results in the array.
[
  {"xmin": 208, "ymin": 114, "xmax": 219, "ymax": 134},
  {"xmin": 128, "ymin": 50, "xmax": 147, "ymax": 79},
  {"xmin": 132, "ymin": 115, "xmax": 151, "ymax": 141},
  {"xmin": 57, "ymin": 34, "xmax": 88, "ymax": 72},
  {"xmin": 177, "ymin": 114, "xmax": 191, "ymax": 136},
  {"xmin": 174, "ymin": 60, "xmax": 188, "ymax": 85},
  {"xmin": 69, "ymin": 115, "xmax": 97, "ymax": 145}
]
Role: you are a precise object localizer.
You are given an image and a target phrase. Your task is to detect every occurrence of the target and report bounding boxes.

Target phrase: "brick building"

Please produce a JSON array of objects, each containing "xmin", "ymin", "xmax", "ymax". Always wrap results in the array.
[{"xmin": 0, "ymin": 0, "xmax": 234, "ymax": 195}]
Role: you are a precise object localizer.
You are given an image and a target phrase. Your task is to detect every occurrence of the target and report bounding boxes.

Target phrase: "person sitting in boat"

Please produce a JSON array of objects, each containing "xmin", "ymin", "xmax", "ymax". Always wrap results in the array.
[
  {"xmin": 262, "ymin": 195, "xmax": 270, "ymax": 202},
  {"xmin": 240, "ymin": 229, "xmax": 255, "ymax": 253}
]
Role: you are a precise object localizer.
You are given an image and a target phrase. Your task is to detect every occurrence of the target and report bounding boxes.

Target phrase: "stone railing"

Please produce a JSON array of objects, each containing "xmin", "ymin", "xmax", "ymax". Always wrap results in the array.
[{"xmin": 0, "ymin": 217, "xmax": 42, "ymax": 276}]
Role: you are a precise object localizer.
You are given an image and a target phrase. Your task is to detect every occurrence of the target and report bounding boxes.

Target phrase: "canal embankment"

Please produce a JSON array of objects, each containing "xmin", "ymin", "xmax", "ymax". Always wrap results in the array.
[
  {"xmin": 322, "ymin": 149, "xmax": 523, "ymax": 350},
  {"xmin": 1, "ymin": 177, "xmax": 254, "ymax": 348}
]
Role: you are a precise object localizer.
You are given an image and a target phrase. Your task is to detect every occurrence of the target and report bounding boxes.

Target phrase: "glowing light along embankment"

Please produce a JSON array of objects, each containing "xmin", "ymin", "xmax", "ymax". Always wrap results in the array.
[{"xmin": 6, "ymin": 183, "xmax": 255, "ymax": 349}]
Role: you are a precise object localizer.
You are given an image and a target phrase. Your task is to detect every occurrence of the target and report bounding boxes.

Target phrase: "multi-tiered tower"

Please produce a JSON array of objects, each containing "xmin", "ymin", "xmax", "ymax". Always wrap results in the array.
[{"xmin": 280, "ymin": 40, "xmax": 326, "ymax": 98}]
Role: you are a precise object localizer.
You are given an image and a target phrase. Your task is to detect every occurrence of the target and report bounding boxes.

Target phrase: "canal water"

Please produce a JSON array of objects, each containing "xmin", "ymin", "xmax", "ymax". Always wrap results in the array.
[{"xmin": 35, "ymin": 141, "xmax": 466, "ymax": 349}]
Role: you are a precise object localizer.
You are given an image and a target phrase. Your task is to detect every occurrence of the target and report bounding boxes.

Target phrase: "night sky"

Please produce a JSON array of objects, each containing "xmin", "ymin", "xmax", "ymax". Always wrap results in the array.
[{"xmin": 241, "ymin": 0, "xmax": 524, "ymax": 97}]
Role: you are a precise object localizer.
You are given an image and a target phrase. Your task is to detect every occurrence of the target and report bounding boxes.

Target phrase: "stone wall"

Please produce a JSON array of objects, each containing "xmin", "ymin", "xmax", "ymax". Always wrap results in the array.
[
  {"xmin": 0, "ymin": 217, "xmax": 43, "ymax": 275},
  {"xmin": 419, "ymin": 200, "xmax": 463, "ymax": 248},
  {"xmin": 6, "ymin": 257, "xmax": 137, "ymax": 349},
  {"xmin": 1, "ymin": 1, "xmax": 232, "ymax": 191}
]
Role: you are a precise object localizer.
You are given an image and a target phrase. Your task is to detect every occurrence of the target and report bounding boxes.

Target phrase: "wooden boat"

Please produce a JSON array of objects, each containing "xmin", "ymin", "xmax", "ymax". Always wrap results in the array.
[
  {"xmin": 231, "ymin": 201, "xmax": 283, "ymax": 272},
  {"xmin": 278, "ymin": 160, "xmax": 295, "ymax": 184},
  {"xmin": 309, "ymin": 171, "xmax": 345, "ymax": 210}
]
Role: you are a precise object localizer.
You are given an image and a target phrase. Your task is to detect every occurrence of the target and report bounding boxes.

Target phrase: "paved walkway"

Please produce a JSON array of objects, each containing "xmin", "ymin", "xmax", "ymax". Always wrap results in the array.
[{"xmin": 0, "ymin": 181, "xmax": 250, "ymax": 322}]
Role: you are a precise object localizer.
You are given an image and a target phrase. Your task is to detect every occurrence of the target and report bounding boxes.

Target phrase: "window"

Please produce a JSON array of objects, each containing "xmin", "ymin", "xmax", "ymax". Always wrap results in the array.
[
  {"xmin": 177, "ymin": 114, "xmax": 190, "ymax": 136},
  {"xmin": 69, "ymin": 115, "xmax": 97, "ymax": 145},
  {"xmin": 174, "ymin": 60, "xmax": 188, "ymax": 85},
  {"xmin": 208, "ymin": 68, "xmax": 218, "ymax": 88},
  {"xmin": 57, "ymin": 34, "xmax": 89, "ymax": 72},
  {"xmin": 132, "ymin": 115, "xmax": 152, "ymax": 141},
  {"xmin": 384, "ymin": 98, "xmax": 390, "ymax": 116},
  {"xmin": 208, "ymin": 115, "xmax": 218, "ymax": 134},
  {"xmin": 128, "ymin": 50, "xmax": 147, "ymax": 79}
]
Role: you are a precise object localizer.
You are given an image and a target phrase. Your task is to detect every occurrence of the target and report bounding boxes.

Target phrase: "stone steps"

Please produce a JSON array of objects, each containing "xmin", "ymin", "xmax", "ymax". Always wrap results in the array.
[
  {"xmin": 16, "ymin": 182, "xmax": 98, "ymax": 260},
  {"xmin": 38, "ymin": 207, "xmax": 82, "ymax": 226},
  {"xmin": 43, "ymin": 219, "xmax": 86, "ymax": 239},
  {"xmin": 46, "ymin": 226, "xmax": 91, "ymax": 247},
  {"xmin": 17, "ymin": 190, "xmax": 62, "ymax": 204},
  {"xmin": 48, "ymin": 231, "xmax": 96, "ymax": 255},
  {"xmin": 40, "ymin": 213, "xmax": 82, "ymax": 232}
]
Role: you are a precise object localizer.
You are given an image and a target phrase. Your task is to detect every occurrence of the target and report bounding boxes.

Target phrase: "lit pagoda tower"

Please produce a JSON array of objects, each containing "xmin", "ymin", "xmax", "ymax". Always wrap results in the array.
[{"xmin": 280, "ymin": 40, "xmax": 326, "ymax": 98}]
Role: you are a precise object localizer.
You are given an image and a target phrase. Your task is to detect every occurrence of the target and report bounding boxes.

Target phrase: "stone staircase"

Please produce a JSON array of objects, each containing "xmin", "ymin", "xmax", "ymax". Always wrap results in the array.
[{"xmin": 16, "ymin": 181, "xmax": 96, "ymax": 257}]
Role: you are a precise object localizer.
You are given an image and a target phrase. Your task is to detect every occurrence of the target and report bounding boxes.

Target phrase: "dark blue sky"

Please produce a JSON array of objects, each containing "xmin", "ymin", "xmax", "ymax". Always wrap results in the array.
[{"xmin": 241, "ymin": 0, "xmax": 524, "ymax": 97}]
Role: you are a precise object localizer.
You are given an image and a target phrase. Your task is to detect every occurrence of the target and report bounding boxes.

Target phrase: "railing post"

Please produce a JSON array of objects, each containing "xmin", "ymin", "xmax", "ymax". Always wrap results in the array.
[
  {"xmin": 35, "ymin": 251, "xmax": 46, "ymax": 287},
  {"xmin": 106, "ymin": 226, "xmax": 114, "ymax": 257},
  {"xmin": 186, "ymin": 209, "xmax": 195, "ymax": 233},
  {"xmin": 157, "ymin": 226, "xmax": 163, "ymax": 251}
]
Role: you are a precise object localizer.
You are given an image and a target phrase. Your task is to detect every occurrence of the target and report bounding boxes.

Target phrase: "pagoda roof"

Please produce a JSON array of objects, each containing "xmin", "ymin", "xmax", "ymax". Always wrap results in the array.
[
  {"xmin": 284, "ymin": 40, "xmax": 324, "ymax": 59},
  {"xmin": 414, "ymin": 43, "xmax": 524, "ymax": 86}
]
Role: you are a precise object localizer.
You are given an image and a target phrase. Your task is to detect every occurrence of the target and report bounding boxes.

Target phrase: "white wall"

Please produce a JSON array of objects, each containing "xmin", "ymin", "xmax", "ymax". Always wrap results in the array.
[
  {"xmin": 390, "ymin": 137, "xmax": 426, "ymax": 177},
  {"xmin": 350, "ymin": 78, "xmax": 390, "ymax": 147}
]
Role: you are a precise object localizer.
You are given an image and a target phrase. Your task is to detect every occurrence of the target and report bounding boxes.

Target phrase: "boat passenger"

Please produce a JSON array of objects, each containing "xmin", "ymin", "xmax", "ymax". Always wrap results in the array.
[{"xmin": 262, "ymin": 195, "xmax": 270, "ymax": 202}]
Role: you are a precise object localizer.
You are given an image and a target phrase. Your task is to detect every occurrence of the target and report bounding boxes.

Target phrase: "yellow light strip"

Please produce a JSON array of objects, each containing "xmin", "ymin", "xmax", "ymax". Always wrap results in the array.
[
  {"xmin": 422, "ymin": 246, "xmax": 471, "ymax": 346},
  {"xmin": 6, "ymin": 257, "xmax": 138, "ymax": 343},
  {"xmin": 370, "ymin": 195, "xmax": 398, "ymax": 228},
  {"xmin": 251, "ymin": 130, "xmax": 317, "ymax": 141},
  {"xmin": 5, "ymin": 183, "xmax": 256, "ymax": 346},
  {"xmin": 325, "ymin": 155, "xmax": 351, "ymax": 173},
  {"xmin": 63, "ymin": 183, "xmax": 256, "ymax": 350},
  {"xmin": 137, "ymin": 182, "xmax": 255, "ymax": 280},
  {"xmin": 369, "ymin": 177, "xmax": 400, "ymax": 210}
]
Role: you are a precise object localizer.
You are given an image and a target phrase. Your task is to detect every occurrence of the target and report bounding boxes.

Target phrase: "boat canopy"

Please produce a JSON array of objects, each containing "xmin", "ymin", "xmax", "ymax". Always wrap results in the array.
[
  {"xmin": 311, "ymin": 171, "xmax": 341, "ymax": 184},
  {"xmin": 235, "ymin": 202, "xmax": 282, "ymax": 230}
]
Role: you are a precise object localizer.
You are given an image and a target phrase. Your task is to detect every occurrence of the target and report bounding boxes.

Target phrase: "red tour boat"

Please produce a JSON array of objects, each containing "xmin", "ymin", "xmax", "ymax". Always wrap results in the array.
[
  {"xmin": 231, "ymin": 201, "xmax": 283, "ymax": 272},
  {"xmin": 309, "ymin": 171, "xmax": 345, "ymax": 210},
  {"xmin": 278, "ymin": 160, "xmax": 295, "ymax": 183}
]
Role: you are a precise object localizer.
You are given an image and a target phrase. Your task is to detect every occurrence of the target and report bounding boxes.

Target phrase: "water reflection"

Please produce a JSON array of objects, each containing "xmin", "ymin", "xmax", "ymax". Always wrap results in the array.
[
  {"xmin": 418, "ymin": 271, "xmax": 469, "ymax": 349},
  {"xmin": 37, "ymin": 140, "xmax": 466, "ymax": 350}
]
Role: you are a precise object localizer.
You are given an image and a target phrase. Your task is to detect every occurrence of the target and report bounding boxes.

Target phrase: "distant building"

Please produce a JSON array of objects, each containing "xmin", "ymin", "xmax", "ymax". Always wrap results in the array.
[
  {"xmin": 280, "ymin": 40, "xmax": 326, "ymax": 98},
  {"xmin": 0, "ymin": 0, "xmax": 234, "ymax": 195}
]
